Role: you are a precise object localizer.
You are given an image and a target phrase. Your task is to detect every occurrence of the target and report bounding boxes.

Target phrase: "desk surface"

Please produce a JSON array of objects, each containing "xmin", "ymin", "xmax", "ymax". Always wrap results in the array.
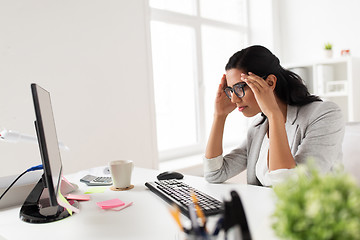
[{"xmin": 0, "ymin": 167, "xmax": 278, "ymax": 240}]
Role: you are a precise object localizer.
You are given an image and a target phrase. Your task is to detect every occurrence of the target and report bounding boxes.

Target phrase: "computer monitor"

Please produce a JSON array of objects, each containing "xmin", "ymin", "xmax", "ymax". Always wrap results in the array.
[{"xmin": 19, "ymin": 83, "xmax": 76, "ymax": 223}]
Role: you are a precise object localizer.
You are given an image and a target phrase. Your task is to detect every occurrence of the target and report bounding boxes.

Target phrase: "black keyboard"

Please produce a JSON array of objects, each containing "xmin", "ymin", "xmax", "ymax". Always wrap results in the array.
[{"xmin": 145, "ymin": 179, "xmax": 223, "ymax": 218}]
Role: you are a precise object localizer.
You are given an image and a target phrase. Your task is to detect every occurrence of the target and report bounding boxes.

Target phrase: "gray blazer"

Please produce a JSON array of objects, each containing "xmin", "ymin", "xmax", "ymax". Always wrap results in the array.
[{"xmin": 205, "ymin": 101, "xmax": 345, "ymax": 186}]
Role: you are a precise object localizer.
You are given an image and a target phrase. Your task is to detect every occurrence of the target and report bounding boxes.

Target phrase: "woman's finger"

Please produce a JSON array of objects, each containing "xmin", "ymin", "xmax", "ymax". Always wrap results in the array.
[
  {"xmin": 217, "ymin": 75, "xmax": 229, "ymax": 99},
  {"xmin": 220, "ymin": 74, "xmax": 227, "ymax": 89},
  {"xmin": 244, "ymin": 78, "xmax": 260, "ymax": 94},
  {"xmin": 247, "ymin": 72, "xmax": 268, "ymax": 88},
  {"xmin": 241, "ymin": 74, "xmax": 262, "ymax": 92}
]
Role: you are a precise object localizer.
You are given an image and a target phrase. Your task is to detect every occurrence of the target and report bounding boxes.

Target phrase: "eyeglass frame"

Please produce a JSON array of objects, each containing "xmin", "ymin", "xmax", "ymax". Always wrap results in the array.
[{"xmin": 223, "ymin": 75, "xmax": 268, "ymax": 100}]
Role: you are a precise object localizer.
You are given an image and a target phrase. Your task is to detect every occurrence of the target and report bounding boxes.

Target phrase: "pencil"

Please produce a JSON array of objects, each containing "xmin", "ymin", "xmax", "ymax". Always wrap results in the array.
[{"xmin": 190, "ymin": 191, "xmax": 206, "ymax": 226}]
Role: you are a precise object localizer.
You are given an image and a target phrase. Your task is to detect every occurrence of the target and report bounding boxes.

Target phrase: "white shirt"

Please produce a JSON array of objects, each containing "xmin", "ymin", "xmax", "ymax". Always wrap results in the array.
[
  {"xmin": 255, "ymin": 134, "xmax": 270, "ymax": 186},
  {"xmin": 255, "ymin": 135, "xmax": 296, "ymax": 186}
]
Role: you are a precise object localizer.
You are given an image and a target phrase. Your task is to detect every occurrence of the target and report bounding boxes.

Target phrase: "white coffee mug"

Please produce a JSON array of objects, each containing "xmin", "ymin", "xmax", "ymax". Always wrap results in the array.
[{"xmin": 109, "ymin": 160, "xmax": 134, "ymax": 189}]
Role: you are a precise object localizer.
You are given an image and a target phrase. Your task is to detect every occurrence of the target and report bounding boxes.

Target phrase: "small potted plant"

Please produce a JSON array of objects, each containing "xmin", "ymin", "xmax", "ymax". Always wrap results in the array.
[
  {"xmin": 272, "ymin": 163, "xmax": 360, "ymax": 240},
  {"xmin": 324, "ymin": 42, "xmax": 333, "ymax": 58}
]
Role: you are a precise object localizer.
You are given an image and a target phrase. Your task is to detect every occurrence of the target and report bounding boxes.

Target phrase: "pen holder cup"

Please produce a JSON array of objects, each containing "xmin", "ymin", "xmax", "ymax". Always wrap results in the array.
[
  {"xmin": 185, "ymin": 234, "xmax": 219, "ymax": 240},
  {"xmin": 185, "ymin": 229, "xmax": 220, "ymax": 240}
]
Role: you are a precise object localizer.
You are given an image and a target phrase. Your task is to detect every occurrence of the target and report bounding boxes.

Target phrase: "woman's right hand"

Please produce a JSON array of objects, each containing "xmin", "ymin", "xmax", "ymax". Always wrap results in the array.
[{"xmin": 214, "ymin": 74, "xmax": 236, "ymax": 117}]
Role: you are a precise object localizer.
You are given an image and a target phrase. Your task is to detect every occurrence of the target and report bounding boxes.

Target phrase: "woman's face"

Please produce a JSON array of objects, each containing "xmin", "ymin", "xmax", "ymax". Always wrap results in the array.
[{"xmin": 225, "ymin": 68, "xmax": 262, "ymax": 117}]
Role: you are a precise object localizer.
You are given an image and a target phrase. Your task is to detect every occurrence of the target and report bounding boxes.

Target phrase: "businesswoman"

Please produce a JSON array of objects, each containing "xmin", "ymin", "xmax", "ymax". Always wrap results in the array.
[{"xmin": 204, "ymin": 45, "xmax": 345, "ymax": 186}]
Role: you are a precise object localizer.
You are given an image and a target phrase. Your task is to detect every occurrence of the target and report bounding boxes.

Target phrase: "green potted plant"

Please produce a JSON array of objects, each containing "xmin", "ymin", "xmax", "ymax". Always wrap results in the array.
[
  {"xmin": 272, "ymin": 164, "xmax": 360, "ymax": 240},
  {"xmin": 324, "ymin": 42, "xmax": 333, "ymax": 58}
]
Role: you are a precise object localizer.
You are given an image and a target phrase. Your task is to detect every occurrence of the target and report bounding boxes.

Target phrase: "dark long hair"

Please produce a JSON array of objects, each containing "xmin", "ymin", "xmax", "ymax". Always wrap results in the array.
[{"xmin": 225, "ymin": 45, "xmax": 321, "ymax": 107}]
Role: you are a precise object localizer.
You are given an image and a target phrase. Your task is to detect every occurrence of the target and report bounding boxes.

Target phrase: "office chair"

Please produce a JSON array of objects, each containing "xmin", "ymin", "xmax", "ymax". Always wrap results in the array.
[{"xmin": 342, "ymin": 122, "xmax": 360, "ymax": 185}]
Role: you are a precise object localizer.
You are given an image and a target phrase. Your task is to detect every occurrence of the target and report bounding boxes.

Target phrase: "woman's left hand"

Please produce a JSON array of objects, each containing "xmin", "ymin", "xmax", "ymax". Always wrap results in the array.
[{"xmin": 241, "ymin": 72, "xmax": 281, "ymax": 118}]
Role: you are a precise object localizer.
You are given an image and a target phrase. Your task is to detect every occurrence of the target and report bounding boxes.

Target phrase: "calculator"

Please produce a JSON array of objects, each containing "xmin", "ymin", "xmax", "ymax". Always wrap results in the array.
[{"xmin": 80, "ymin": 175, "xmax": 113, "ymax": 186}]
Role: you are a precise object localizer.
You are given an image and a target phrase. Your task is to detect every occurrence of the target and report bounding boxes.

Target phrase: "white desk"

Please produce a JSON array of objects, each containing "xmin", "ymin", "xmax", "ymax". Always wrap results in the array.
[{"xmin": 0, "ymin": 167, "xmax": 278, "ymax": 240}]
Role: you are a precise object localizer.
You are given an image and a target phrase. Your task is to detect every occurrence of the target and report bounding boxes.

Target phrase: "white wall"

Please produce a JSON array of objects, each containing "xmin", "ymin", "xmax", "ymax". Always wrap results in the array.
[
  {"xmin": 0, "ymin": 0, "xmax": 158, "ymax": 176},
  {"xmin": 248, "ymin": 0, "xmax": 281, "ymax": 56},
  {"xmin": 277, "ymin": 0, "xmax": 360, "ymax": 63},
  {"xmin": 248, "ymin": 0, "xmax": 360, "ymax": 63}
]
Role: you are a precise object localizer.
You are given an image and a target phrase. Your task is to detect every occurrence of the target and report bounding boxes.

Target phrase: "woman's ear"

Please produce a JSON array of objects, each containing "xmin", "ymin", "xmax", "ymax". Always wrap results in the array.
[{"xmin": 265, "ymin": 74, "xmax": 277, "ymax": 90}]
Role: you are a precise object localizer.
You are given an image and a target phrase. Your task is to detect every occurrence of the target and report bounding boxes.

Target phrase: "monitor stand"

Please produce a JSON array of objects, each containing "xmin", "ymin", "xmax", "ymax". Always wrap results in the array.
[{"xmin": 19, "ymin": 176, "xmax": 78, "ymax": 224}]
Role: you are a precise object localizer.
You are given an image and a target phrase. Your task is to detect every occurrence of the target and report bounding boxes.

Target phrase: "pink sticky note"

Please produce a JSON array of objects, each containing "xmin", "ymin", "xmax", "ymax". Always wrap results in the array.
[
  {"xmin": 111, "ymin": 202, "xmax": 133, "ymax": 211},
  {"xmin": 96, "ymin": 198, "xmax": 125, "ymax": 209},
  {"xmin": 65, "ymin": 194, "xmax": 91, "ymax": 201}
]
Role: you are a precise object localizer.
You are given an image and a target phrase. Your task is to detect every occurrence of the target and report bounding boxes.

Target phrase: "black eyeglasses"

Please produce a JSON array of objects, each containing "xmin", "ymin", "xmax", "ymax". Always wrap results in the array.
[
  {"xmin": 224, "ymin": 75, "xmax": 268, "ymax": 100},
  {"xmin": 224, "ymin": 82, "xmax": 247, "ymax": 99}
]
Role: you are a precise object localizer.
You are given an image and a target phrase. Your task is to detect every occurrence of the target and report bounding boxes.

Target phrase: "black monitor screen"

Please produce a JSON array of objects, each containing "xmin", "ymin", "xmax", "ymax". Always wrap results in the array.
[{"xmin": 31, "ymin": 83, "xmax": 62, "ymax": 206}]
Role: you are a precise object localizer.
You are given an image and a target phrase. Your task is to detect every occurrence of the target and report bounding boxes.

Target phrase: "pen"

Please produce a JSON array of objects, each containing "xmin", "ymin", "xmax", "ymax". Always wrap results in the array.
[
  {"xmin": 188, "ymin": 202, "xmax": 200, "ymax": 234},
  {"xmin": 212, "ymin": 217, "xmax": 224, "ymax": 236}
]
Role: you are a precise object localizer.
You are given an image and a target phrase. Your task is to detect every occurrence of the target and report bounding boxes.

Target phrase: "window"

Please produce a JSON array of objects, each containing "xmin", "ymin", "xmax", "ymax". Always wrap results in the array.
[{"xmin": 149, "ymin": 0, "xmax": 249, "ymax": 161}]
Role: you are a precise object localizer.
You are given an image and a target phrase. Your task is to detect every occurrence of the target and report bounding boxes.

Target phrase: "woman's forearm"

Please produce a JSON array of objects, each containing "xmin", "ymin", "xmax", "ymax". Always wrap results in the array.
[
  {"xmin": 205, "ymin": 115, "xmax": 227, "ymax": 159},
  {"xmin": 268, "ymin": 114, "xmax": 296, "ymax": 171}
]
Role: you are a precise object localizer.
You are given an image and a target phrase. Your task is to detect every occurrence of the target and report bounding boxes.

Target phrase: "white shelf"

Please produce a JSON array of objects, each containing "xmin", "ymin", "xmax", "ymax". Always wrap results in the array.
[
  {"xmin": 321, "ymin": 93, "xmax": 348, "ymax": 98},
  {"xmin": 284, "ymin": 57, "xmax": 360, "ymax": 122},
  {"xmin": 285, "ymin": 56, "xmax": 352, "ymax": 68}
]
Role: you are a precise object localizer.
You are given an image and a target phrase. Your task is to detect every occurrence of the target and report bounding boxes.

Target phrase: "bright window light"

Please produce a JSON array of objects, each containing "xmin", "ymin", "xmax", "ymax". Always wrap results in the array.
[
  {"xmin": 150, "ymin": 0, "xmax": 196, "ymax": 15},
  {"xmin": 151, "ymin": 21, "xmax": 198, "ymax": 152},
  {"xmin": 200, "ymin": 0, "xmax": 246, "ymax": 24},
  {"xmin": 201, "ymin": 25, "xmax": 248, "ymax": 144},
  {"xmin": 149, "ymin": 0, "xmax": 248, "ymax": 160}
]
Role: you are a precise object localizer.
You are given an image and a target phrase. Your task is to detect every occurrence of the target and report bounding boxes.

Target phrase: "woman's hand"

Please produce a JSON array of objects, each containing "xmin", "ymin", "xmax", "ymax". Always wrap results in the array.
[
  {"xmin": 241, "ymin": 72, "xmax": 281, "ymax": 119},
  {"xmin": 214, "ymin": 74, "xmax": 236, "ymax": 117}
]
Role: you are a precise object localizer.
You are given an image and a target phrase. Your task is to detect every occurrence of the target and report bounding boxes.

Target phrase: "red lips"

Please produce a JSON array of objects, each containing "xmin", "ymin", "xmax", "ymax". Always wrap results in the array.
[{"xmin": 238, "ymin": 106, "xmax": 246, "ymax": 112}]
